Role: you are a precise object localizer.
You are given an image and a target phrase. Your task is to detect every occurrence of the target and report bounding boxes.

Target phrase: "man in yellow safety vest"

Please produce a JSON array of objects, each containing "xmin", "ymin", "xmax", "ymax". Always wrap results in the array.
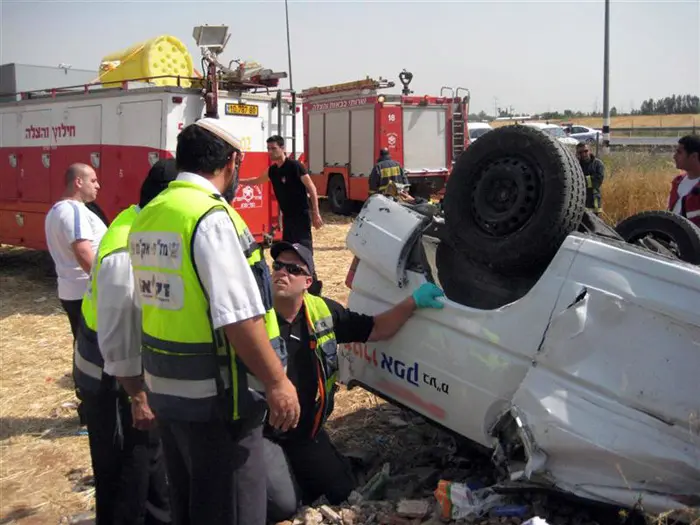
[
  {"xmin": 73, "ymin": 159, "xmax": 177, "ymax": 524},
  {"xmin": 128, "ymin": 118, "xmax": 299, "ymax": 525},
  {"xmin": 262, "ymin": 241, "xmax": 445, "ymax": 521}
]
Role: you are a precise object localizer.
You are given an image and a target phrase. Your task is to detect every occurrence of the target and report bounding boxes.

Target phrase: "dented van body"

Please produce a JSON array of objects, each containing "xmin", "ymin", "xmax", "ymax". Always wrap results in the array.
[{"xmin": 338, "ymin": 194, "xmax": 700, "ymax": 516}]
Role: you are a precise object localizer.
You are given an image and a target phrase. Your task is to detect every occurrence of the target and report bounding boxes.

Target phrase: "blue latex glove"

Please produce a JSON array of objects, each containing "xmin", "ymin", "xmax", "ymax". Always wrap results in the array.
[{"xmin": 412, "ymin": 282, "xmax": 445, "ymax": 309}]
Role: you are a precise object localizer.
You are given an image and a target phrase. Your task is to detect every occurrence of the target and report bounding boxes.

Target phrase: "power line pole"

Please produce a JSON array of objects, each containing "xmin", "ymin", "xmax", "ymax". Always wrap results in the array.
[
  {"xmin": 602, "ymin": 0, "xmax": 611, "ymax": 153},
  {"xmin": 285, "ymin": 0, "xmax": 293, "ymax": 90}
]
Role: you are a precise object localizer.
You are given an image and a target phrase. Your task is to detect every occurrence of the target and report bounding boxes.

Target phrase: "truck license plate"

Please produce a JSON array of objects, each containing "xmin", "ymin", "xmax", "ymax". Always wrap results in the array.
[{"xmin": 225, "ymin": 103, "xmax": 259, "ymax": 117}]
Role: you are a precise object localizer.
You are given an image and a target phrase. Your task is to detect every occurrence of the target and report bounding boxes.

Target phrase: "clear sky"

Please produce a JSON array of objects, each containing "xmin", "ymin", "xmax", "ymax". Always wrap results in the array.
[{"xmin": 1, "ymin": 0, "xmax": 698, "ymax": 115}]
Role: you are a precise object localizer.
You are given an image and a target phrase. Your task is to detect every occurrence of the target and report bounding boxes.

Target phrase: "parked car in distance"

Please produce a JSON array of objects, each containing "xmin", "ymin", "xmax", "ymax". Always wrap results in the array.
[
  {"xmin": 564, "ymin": 123, "xmax": 601, "ymax": 144},
  {"xmin": 467, "ymin": 121, "xmax": 493, "ymax": 142},
  {"xmin": 522, "ymin": 122, "xmax": 579, "ymax": 146}
]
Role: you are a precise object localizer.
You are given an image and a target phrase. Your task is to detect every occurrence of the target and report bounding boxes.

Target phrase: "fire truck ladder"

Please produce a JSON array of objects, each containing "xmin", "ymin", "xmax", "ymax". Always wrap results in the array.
[
  {"xmin": 442, "ymin": 86, "xmax": 470, "ymax": 161},
  {"xmin": 275, "ymin": 89, "xmax": 298, "ymax": 157}
]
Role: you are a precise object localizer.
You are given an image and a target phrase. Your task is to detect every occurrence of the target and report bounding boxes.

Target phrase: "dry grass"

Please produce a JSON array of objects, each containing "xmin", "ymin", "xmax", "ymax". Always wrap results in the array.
[
  {"xmin": 0, "ymin": 249, "xmax": 95, "ymax": 524},
  {"xmin": 0, "ymin": 160, "xmax": 688, "ymax": 523},
  {"xmin": 598, "ymin": 151, "xmax": 678, "ymax": 226},
  {"xmin": 490, "ymin": 113, "xmax": 700, "ymax": 129}
]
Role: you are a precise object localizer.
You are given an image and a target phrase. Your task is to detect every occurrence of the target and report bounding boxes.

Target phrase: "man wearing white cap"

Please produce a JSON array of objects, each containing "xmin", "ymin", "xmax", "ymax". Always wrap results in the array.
[{"xmin": 128, "ymin": 118, "xmax": 300, "ymax": 525}]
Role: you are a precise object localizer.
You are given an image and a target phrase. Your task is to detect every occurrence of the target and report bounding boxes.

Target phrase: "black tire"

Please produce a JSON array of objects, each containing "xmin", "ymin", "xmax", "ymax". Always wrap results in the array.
[
  {"xmin": 443, "ymin": 125, "xmax": 586, "ymax": 274},
  {"xmin": 327, "ymin": 175, "xmax": 353, "ymax": 215},
  {"xmin": 435, "ymin": 242, "xmax": 539, "ymax": 310},
  {"xmin": 615, "ymin": 210, "xmax": 700, "ymax": 264}
]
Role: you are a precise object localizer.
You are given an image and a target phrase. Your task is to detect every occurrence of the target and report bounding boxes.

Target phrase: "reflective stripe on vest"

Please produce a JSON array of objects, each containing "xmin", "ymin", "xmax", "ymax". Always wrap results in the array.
[
  {"xmin": 73, "ymin": 206, "xmax": 139, "ymax": 392},
  {"xmin": 370, "ymin": 161, "xmax": 404, "ymax": 195},
  {"xmin": 128, "ymin": 180, "xmax": 283, "ymax": 422},
  {"xmin": 301, "ymin": 293, "xmax": 339, "ymax": 438}
]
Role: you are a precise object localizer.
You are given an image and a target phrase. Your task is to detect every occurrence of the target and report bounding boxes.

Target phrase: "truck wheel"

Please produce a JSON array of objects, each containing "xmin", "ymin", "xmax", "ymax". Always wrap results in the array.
[
  {"xmin": 435, "ymin": 242, "xmax": 538, "ymax": 310},
  {"xmin": 328, "ymin": 175, "xmax": 353, "ymax": 215},
  {"xmin": 615, "ymin": 210, "xmax": 700, "ymax": 264},
  {"xmin": 443, "ymin": 124, "xmax": 586, "ymax": 274}
]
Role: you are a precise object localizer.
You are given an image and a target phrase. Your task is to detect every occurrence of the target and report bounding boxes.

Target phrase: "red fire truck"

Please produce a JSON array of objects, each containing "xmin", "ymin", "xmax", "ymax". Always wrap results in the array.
[
  {"xmin": 301, "ymin": 72, "xmax": 470, "ymax": 214},
  {"xmin": 0, "ymin": 26, "xmax": 303, "ymax": 251}
]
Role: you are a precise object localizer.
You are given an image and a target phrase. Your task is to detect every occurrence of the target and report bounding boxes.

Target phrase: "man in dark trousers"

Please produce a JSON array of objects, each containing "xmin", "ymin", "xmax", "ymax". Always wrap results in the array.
[
  {"xmin": 128, "ymin": 119, "xmax": 300, "ymax": 525},
  {"xmin": 576, "ymin": 142, "xmax": 605, "ymax": 214},
  {"xmin": 243, "ymin": 135, "xmax": 323, "ymax": 252},
  {"xmin": 73, "ymin": 160, "xmax": 176, "ymax": 525},
  {"xmin": 368, "ymin": 148, "xmax": 413, "ymax": 202},
  {"xmin": 262, "ymin": 241, "xmax": 445, "ymax": 522}
]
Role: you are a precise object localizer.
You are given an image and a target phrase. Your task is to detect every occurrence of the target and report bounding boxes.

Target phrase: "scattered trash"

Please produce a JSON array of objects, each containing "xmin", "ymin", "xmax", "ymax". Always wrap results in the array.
[
  {"xmin": 396, "ymin": 499, "xmax": 431, "ymax": 519},
  {"xmin": 357, "ymin": 462, "xmax": 391, "ymax": 501},
  {"xmin": 34, "ymin": 296, "xmax": 47, "ymax": 303},
  {"xmin": 62, "ymin": 401, "xmax": 78, "ymax": 409},
  {"xmin": 318, "ymin": 505, "xmax": 342, "ymax": 523},
  {"xmin": 434, "ymin": 480, "xmax": 505, "ymax": 520},
  {"xmin": 490, "ymin": 503, "xmax": 529, "ymax": 517}
]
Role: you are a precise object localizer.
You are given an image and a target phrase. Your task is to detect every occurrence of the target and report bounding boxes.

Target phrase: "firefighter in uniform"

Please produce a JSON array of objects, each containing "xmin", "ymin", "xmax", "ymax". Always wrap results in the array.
[
  {"xmin": 128, "ymin": 118, "xmax": 300, "ymax": 525},
  {"xmin": 368, "ymin": 148, "xmax": 413, "ymax": 202},
  {"xmin": 576, "ymin": 142, "xmax": 605, "ymax": 214},
  {"xmin": 262, "ymin": 241, "xmax": 445, "ymax": 521},
  {"xmin": 74, "ymin": 160, "xmax": 176, "ymax": 525}
]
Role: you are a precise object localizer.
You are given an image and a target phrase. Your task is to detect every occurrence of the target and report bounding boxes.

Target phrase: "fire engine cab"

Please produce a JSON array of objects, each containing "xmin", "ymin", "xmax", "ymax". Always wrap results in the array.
[
  {"xmin": 301, "ymin": 71, "xmax": 470, "ymax": 214},
  {"xmin": 0, "ymin": 25, "xmax": 303, "ymax": 251}
]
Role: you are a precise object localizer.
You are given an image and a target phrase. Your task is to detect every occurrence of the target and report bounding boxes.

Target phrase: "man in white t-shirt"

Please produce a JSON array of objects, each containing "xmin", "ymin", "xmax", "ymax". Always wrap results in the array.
[
  {"xmin": 668, "ymin": 135, "xmax": 700, "ymax": 227},
  {"xmin": 45, "ymin": 163, "xmax": 107, "ymax": 341}
]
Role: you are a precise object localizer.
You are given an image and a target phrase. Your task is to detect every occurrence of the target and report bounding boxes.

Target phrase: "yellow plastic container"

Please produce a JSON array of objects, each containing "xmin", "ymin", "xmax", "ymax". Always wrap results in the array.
[{"xmin": 99, "ymin": 35, "xmax": 194, "ymax": 88}]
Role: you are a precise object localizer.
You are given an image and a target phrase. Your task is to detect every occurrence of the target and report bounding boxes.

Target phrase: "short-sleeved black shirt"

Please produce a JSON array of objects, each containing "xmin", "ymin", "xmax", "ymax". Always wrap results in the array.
[
  {"xmin": 274, "ymin": 297, "xmax": 374, "ymax": 439},
  {"xmin": 268, "ymin": 158, "xmax": 310, "ymax": 217}
]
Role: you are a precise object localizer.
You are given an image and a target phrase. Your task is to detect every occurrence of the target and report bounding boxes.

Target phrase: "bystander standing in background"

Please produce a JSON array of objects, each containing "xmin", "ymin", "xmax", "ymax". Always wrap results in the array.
[
  {"xmin": 576, "ymin": 142, "xmax": 605, "ymax": 215},
  {"xmin": 669, "ymin": 134, "xmax": 700, "ymax": 227},
  {"xmin": 44, "ymin": 163, "xmax": 106, "ymax": 342}
]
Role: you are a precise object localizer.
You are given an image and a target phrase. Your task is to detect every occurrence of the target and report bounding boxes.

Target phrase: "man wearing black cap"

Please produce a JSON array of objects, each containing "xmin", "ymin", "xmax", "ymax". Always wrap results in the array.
[
  {"xmin": 73, "ymin": 159, "xmax": 177, "ymax": 525},
  {"xmin": 263, "ymin": 241, "xmax": 445, "ymax": 521}
]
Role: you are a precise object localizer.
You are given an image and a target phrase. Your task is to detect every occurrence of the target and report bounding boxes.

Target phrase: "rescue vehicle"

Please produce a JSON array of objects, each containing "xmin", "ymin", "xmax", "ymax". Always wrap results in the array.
[
  {"xmin": 301, "ymin": 71, "xmax": 470, "ymax": 214},
  {"xmin": 0, "ymin": 25, "xmax": 303, "ymax": 251}
]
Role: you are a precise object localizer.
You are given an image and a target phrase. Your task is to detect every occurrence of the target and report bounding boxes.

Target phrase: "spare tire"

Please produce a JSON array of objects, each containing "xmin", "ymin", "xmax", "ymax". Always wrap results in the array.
[
  {"xmin": 615, "ymin": 210, "xmax": 700, "ymax": 264},
  {"xmin": 443, "ymin": 125, "xmax": 585, "ymax": 274}
]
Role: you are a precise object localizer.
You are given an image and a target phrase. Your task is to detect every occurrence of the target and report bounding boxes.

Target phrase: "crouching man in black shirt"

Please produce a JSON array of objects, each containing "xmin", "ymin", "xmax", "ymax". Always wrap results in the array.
[{"xmin": 263, "ymin": 241, "xmax": 445, "ymax": 522}]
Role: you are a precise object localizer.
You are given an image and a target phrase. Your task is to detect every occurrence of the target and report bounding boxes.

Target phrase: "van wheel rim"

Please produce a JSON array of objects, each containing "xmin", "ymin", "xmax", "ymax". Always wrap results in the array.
[{"xmin": 470, "ymin": 158, "xmax": 541, "ymax": 236}]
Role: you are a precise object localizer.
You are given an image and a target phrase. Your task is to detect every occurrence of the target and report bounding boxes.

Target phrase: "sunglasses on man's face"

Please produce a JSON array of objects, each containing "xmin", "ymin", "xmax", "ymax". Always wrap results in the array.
[{"xmin": 272, "ymin": 260, "xmax": 310, "ymax": 276}]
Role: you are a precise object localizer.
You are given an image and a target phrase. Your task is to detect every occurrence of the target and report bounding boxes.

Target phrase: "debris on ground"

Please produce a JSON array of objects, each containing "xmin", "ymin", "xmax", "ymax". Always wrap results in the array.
[{"xmin": 280, "ymin": 405, "xmax": 655, "ymax": 525}]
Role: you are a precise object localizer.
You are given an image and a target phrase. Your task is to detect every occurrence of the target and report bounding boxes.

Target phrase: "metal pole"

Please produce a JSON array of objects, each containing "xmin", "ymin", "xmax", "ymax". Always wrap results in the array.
[
  {"xmin": 602, "ymin": 0, "xmax": 610, "ymax": 154},
  {"xmin": 285, "ymin": 0, "xmax": 293, "ymax": 90}
]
